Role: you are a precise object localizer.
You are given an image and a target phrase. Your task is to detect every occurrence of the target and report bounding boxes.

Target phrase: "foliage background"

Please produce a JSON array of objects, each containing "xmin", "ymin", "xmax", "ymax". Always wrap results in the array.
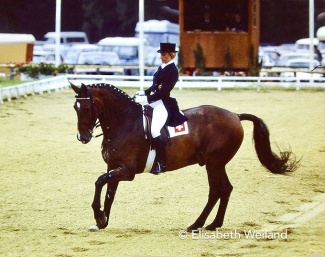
[{"xmin": 0, "ymin": 0, "xmax": 325, "ymax": 45}]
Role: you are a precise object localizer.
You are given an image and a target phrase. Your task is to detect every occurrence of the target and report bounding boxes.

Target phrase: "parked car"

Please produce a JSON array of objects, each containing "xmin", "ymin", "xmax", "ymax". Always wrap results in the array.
[
  {"xmin": 259, "ymin": 46, "xmax": 281, "ymax": 63},
  {"xmin": 32, "ymin": 50, "xmax": 64, "ymax": 64},
  {"xmin": 42, "ymin": 31, "xmax": 89, "ymax": 45},
  {"xmin": 64, "ymin": 44, "xmax": 98, "ymax": 64},
  {"xmin": 73, "ymin": 51, "xmax": 124, "ymax": 75},
  {"xmin": 259, "ymin": 52, "xmax": 276, "ymax": 68},
  {"xmin": 41, "ymin": 31, "xmax": 90, "ymax": 60},
  {"xmin": 277, "ymin": 43, "xmax": 295, "ymax": 54},
  {"xmin": 275, "ymin": 52, "xmax": 319, "ymax": 67},
  {"xmin": 97, "ymin": 37, "xmax": 149, "ymax": 75},
  {"xmin": 293, "ymin": 38, "xmax": 319, "ymax": 51},
  {"xmin": 258, "ymin": 52, "xmax": 276, "ymax": 77},
  {"xmin": 284, "ymin": 58, "xmax": 320, "ymax": 68},
  {"xmin": 280, "ymin": 58, "xmax": 323, "ymax": 81}
]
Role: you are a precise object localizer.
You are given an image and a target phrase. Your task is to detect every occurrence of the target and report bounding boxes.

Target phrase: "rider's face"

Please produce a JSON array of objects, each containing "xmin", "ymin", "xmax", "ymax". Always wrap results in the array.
[{"xmin": 160, "ymin": 52, "xmax": 173, "ymax": 64}]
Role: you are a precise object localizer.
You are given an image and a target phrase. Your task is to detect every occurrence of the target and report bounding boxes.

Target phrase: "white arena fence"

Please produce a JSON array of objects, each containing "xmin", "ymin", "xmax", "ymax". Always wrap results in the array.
[{"xmin": 1, "ymin": 74, "xmax": 324, "ymax": 104}]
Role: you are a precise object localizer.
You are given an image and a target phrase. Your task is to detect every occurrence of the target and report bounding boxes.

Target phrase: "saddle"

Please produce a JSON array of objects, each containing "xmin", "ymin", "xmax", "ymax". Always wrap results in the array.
[{"xmin": 143, "ymin": 105, "xmax": 171, "ymax": 148}]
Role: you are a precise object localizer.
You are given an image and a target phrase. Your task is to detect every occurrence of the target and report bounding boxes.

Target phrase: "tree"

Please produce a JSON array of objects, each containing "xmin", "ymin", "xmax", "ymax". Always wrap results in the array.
[{"xmin": 193, "ymin": 43, "xmax": 205, "ymax": 75}]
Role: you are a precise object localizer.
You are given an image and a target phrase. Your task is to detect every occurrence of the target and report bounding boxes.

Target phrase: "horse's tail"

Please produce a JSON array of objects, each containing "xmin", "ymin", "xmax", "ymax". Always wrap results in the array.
[{"xmin": 238, "ymin": 113, "xmax": 300, "ymax": 174}]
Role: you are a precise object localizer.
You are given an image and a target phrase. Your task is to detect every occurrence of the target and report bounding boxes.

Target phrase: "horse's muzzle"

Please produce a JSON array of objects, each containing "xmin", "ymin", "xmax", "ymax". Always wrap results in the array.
[{"xmin": 77, "ymin": 131, "xmax": 92, "ymax": 144}]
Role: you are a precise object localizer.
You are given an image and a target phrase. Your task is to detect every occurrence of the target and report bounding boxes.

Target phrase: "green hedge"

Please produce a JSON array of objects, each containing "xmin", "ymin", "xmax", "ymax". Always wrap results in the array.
[{"xmin": 16, "ymin": 63, "xmax": 70, "ymax": 79}]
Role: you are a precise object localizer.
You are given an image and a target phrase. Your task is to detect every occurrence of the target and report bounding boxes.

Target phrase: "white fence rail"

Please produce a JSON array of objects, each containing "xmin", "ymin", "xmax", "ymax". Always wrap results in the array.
[
  {"xmin": 1, "ymin": 74, "xmax": 324, "ymax": 104},
  {"xmin": 0, "ymin": 76, "xmax": 69, "ymax": 104}
]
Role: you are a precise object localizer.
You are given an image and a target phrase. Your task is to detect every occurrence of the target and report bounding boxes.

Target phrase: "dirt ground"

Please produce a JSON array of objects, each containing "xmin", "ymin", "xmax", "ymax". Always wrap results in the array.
[{"xmin": 0, "ymin": 86, "xmax": 324, "ymax": 257}]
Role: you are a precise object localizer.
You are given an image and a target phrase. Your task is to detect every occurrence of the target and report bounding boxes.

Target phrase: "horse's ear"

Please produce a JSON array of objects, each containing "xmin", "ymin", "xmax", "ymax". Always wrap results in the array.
[{"xmin": 70, "ymin": 81, "xmax": 79, "ymax": 94}]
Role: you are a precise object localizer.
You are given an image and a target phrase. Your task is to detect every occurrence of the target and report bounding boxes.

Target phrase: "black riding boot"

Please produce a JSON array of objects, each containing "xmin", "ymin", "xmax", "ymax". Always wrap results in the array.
[{"xmin": 150, "ymin": 136, "xmax": 166, "ymax": 175}]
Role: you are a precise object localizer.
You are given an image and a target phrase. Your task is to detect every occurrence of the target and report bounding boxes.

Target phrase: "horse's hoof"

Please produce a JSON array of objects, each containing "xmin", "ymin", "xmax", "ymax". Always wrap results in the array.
[
  {"xmin": 89, "ymin": 225, "xmax": 100, "ymax": 232},
  {"xmin": 187, "ymin": 224, "xmax": 201, "ymax": 232},
  {"xmin": 204, "ymin": 225, "xmax": 215, "ymax": 231},
  {"xmin": 95, "ymin": 211, "xmax": 108, "ymax": 229},
  {"xmin": 187, "ymin": 227, "xmax": 195, "ymax": 232},
  {"xmin": 205, "ymin": 223, "xmax": 221, "ymax": 231}
]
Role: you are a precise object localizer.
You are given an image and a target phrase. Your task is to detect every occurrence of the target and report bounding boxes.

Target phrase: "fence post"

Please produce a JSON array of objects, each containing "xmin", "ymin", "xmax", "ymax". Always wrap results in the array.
[
  {"xmin": 0, "ymin": 84, "xmax": 3, "ymax": 104},
  {"xmin": 178, "ymin": 76, "xmax": 183, "ymax": 91}
]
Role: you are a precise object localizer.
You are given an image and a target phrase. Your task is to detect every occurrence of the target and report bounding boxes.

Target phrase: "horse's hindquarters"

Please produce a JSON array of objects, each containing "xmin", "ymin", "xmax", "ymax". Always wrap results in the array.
[{"xmin": 166, "ymin": 105, "xmax": 244, "ymax": 170}]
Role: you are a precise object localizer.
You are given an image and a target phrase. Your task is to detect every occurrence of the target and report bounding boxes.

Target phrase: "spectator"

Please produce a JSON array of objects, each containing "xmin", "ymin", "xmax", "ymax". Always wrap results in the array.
[
  {"xmin": 201, "ymin": 10, "xmax": 215, "ymax": 31},
  {"xmin": 226, "ymin": 13, "xmax": 247, "ymax": 32}
]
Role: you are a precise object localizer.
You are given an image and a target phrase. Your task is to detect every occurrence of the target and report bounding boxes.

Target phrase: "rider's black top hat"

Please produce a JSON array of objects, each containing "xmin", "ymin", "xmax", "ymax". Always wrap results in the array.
[{"xmin": 157, "ymin": 43, "xmax": 178, "ymax": 53}]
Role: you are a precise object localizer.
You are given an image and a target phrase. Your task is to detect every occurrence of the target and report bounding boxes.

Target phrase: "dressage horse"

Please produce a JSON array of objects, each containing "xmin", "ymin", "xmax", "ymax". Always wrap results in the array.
[{"xmin": 71, "ymin": 83, "xmax": 299, "ymax": 231}]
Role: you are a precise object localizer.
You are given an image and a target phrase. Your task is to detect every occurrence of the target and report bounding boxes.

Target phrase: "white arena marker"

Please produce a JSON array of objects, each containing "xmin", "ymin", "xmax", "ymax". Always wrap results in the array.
[
  {"xmin": 294, "ymin": 202, "xmax": 325, "ymax": 224},
  {"xmin": 261, "ymin": 193, "xmax": 325, "ymax": 231}
]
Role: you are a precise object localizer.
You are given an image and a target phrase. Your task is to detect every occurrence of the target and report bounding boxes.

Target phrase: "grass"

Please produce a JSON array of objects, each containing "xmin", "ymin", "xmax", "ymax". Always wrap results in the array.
[{"xmin": 0, "ymin": 80, "xmax": 24, "ymax": 87}]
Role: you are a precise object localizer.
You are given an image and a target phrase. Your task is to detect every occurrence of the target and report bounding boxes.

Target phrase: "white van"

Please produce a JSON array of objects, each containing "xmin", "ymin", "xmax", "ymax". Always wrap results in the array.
[
  {"xmin": 43, "ymin": 31, "xmax": 89, "ymax": 45},
  {"xmin": 135, "ymin": 20, "xmax": 179, "ymax": 48},
  {"xmin": 98, "ymin": 37, "xmax": 147, "ymax": 64},
  {"xmin": 293, "ymin": 38, "xmax": 319, "ymax": 51},
  {"xmin": 97, "ymin": 37, "xmax": 148, "ymax": 75},
  {"xmin": 40, "ymin": 32, "xmax": 89, "ymax": 60}
]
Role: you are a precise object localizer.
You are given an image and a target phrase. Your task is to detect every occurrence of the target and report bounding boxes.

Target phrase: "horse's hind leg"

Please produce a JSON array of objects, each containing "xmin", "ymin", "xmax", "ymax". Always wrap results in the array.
[
  {"xmin": 187, "ymin": 161, "xmax": 232, "ymax": 231},
  {"xmin": 187, "ymin": 192, "xmax": 219, "ymax": 231},
  {"xmin": 205, "ymin": 166, "xmax": 233, "ymax": 230}
]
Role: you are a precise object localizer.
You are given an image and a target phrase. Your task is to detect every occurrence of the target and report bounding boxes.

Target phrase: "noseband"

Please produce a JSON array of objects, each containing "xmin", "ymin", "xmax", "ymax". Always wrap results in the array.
[{"xmin": 75, "ymin": 88, "xmax": 101, "ymax": 137}]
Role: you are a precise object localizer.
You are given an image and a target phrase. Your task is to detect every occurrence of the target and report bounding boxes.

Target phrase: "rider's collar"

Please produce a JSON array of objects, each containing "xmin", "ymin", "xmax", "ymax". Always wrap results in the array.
[{"xmin": 161, "ymin": 60, "xmax": 174, "ymax": 69}]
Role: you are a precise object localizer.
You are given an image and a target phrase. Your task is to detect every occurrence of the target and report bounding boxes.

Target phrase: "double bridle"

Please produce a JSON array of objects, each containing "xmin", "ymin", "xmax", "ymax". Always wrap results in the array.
[
  {"xmin": 75, "ymin": 86, "xmax": 139, "ymax": 139},
  {"xmin": 75, "ymin": 93, "xmax": 102, "ymax": 138}
]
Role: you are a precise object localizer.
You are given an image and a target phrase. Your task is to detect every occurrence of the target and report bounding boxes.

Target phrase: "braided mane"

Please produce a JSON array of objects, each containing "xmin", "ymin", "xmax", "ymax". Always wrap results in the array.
[
  {"xmin": 86, "ymin": 83, "xmax": 140, "ymax": 107},
  {"xmin": 84, "ymin": 83, "xmax": 143, "ymax": 140}
]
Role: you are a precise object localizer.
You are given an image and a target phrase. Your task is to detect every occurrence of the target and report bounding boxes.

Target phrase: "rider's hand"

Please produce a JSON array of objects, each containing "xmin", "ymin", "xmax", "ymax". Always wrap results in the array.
[
  {"xmin": 135, "ymin": 90, "xmax": 145, "ymax": 96},
  {"xmin": 135, "ymin": 95, "xmax": 148, "ymax": 104}
]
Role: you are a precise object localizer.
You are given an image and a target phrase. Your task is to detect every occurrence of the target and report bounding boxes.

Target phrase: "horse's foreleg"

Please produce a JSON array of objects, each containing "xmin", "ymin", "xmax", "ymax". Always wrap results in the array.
[
  {"xmin": 102, "ymin": 181, "xmax": 119, "ymax": 227},
  {"xmin": 91, "ymin": 167, "xmax": 133, "ymax": 230}
]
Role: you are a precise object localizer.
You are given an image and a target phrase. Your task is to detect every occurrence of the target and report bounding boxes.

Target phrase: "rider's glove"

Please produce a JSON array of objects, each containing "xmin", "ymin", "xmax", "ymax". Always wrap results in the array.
[
  {"xmin": 135, "ymin": 90, "xmax": 145, "ymax": 96},
  {"xmin": 135, "ymin": 95, "xmax": 148, "ymax": 104}
]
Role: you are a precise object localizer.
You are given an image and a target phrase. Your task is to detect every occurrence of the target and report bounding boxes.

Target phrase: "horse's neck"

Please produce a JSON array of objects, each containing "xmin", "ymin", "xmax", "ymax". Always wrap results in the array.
[{"xmin": 100, "ymin": 101, "xmax": 141, "ymax": 138}]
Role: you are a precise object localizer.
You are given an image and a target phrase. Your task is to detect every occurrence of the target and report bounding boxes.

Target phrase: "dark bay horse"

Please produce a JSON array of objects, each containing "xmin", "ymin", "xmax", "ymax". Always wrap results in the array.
[{"xmin": 71, "ymin": 83, "xmax": 299, "ymax": 231}]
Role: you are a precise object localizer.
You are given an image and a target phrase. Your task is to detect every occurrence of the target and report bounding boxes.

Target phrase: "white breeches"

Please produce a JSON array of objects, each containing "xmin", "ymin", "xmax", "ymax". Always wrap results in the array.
[{"xmin": 150, "ymin": 100, "xmax": 168, "ymax": 138}]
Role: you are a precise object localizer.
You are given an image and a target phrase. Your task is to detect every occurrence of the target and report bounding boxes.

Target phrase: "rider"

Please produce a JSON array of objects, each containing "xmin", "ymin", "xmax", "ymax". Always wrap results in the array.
[{"xmin": 135, "ymin": 43, "xmax": 188, "ymax": 175}]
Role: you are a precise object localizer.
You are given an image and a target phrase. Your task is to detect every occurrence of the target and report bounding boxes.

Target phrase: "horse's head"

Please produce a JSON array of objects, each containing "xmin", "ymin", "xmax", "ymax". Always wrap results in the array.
[{"xmin": 71, "ymin": 83, "xmax": 100, "ymax": 144}]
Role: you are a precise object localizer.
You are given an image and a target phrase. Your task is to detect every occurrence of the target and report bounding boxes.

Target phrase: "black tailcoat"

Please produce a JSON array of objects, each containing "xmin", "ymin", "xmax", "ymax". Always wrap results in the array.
[{"xmin": 144, "ymin": 62, "xmax": 188, "ymax": 127}]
